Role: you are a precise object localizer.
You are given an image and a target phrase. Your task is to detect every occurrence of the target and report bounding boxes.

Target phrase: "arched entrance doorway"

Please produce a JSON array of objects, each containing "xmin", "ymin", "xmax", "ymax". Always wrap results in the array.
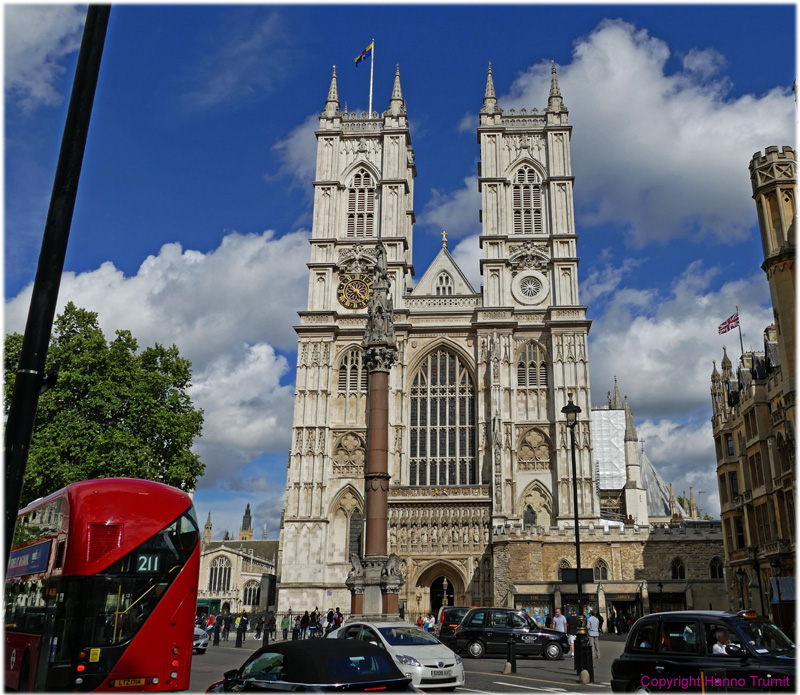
[
  {"xmin": 414, "ymin": 562, "xmax": 466, "ymax": 621},
  {"xmin": 430, "ymin": 576, "xmax": 455, "ymax": 618}
]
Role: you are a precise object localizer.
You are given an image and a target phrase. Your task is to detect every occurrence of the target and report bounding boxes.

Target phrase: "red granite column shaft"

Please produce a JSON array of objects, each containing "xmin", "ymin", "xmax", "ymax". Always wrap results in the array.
[{"xmin": 364, "ymin": 369, "xmax": 389, "ymax": 557}]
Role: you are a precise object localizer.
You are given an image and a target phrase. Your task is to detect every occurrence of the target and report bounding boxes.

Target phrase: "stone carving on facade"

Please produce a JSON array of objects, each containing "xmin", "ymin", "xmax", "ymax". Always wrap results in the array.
[
  {"xmin": 518, "ymin": 428, "xmax": 551, "ymax": 471},
  {"xmin": 508, "ymin": 241, "xmax": 550, "ymax": 271},
  {"xmin": 504, "ymin": 133, "xmax": 545, "ymax": 163},
  {"xmin": 333, "ymin": 433, "xmax": 366, "ymax": 475},
  {"xmin": 337, "ymin": 244, "xmax": 379, "ymax": 273}
]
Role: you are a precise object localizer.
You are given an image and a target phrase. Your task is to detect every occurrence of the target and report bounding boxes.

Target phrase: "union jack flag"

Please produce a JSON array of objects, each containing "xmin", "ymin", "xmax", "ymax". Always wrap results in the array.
[{"xmin": 718, "ymin": 311, "xmax": 740, "ymax": 335}]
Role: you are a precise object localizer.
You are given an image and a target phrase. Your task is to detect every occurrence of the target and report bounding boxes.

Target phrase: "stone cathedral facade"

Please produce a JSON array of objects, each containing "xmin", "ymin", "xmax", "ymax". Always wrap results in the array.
[{"xmin": 277, "ymin": 64, "xmax": 725, "ymax": 619}]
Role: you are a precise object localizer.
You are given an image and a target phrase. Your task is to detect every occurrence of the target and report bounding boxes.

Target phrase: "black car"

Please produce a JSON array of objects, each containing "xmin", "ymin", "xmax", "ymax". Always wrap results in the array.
[
  {"xmin": 435, "ymin": 606, "xmax": 471, "ymax": 645},
  {"xmin": 610, "ymin": 610, "xmax": 795, "ymax": 692},
  {"xmin": 453, "ymin": 607, "xmax": 568, "ymax": 660},
  {"xmin": 205, "ymin": 639, "xmax": 415, "ymax": 692}
]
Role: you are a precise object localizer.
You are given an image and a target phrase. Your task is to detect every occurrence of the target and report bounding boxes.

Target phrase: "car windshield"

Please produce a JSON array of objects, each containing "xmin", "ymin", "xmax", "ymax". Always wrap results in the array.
[
  {"xmin": 378, "ymin": 626, "xmax": 441, "ymax": 646},
  {"xmin": 738, "ymin": 619, "xmax": 795, "ymax": 655}
]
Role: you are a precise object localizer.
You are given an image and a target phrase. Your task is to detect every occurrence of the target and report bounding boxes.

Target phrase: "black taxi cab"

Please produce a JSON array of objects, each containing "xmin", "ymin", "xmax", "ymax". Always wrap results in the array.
[
  {"xmin": 453, "ymin": 607, "xmax": 568, "ymax": 660},
  {"xmin": 610, "ymin": 610, "xmax": 794, "ymax": 692}
]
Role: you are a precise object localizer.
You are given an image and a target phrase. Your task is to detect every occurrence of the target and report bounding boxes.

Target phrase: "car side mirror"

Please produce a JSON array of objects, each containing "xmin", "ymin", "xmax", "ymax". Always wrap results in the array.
[
  {"xmin": 725, "ymin": 644, "xmax": 746, "ymax": 657},
  {"xmin": 223, "ymin": 669, "xmax": 238, "ymax": 680}
]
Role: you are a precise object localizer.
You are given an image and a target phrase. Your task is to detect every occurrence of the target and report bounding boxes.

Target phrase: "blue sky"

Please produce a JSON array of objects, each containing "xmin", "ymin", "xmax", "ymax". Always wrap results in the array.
[{"xmin": 5, "ymin": 3, "xmax": 796, "ymax": 539}]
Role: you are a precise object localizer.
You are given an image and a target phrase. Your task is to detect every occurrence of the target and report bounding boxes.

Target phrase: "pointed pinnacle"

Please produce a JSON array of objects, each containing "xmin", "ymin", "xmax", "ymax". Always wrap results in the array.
[
  {"xmin": 485, "ymin": 62, "xmax": 497, "ymax": 100},
  {"xmin": 550, "ymin": 60, "xmax": 561, "ymax": 97},
  {"xmin": 327, "ymin": 65, "xmax": 339, "ymax": 103},
  {"xmin": 624, "ymin": 396, "xmax": 638, "ymax": 442},
  {"xmin": 391, "ymin": 64, "xmax": 403, "ymax": 101}
]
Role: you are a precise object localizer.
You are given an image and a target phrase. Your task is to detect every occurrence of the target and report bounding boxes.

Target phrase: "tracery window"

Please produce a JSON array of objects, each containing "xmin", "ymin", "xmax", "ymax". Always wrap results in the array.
[
  {"xmin": 558, "ymin": 559, "xmax": 571, "ymax": 581},
  {"xmin": 435, "ymin": 272, "xmax": 454, "ymax": 295},
  {"xmin": 517, "ymin": 342, "xmax": 548, "ymax": 388},
  {"xmin": 338, "ymin": 349, "xmax": 368, "ymax": 393},
  {"xmin": 512, "ymin": 166, "xmax": 543, "ymax": 234},
  {"xmin": 208, "ymin": 556, "xmax": 232, "ymax": 592},
  {"xmin": 243, "ymin": 580, "xmax": 261, "ymax": 607},
  {"xmin": 347, "ymin": 169, "xmax": 375, "ymax": 238},
  {"xmin": 671, "ymin": 558, "xmax": 686, "ymax": 580},
  {"xmin": 709, "ymin": 557, "xmax": 724, "ymax": 580},
  {"xmin": 594, "ymin": 559, "xmax": 609, "ymax": 581},
  {"xmin": 409, "ymin": 349, "xmax": 476, "ymax": 486}
]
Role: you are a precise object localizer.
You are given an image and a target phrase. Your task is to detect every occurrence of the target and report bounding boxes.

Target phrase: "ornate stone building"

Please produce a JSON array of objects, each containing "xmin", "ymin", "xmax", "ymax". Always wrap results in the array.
[
  {"xmin": 197, "ymin": 506, "xmax": 278, "ymax": 618},
  {"xmin": 710, "ymin": 145, "xmax": 795, "ymax": 632},
  {"xmin": 277, "ymin": 63, "xmax": 726, "ymax": 621}
]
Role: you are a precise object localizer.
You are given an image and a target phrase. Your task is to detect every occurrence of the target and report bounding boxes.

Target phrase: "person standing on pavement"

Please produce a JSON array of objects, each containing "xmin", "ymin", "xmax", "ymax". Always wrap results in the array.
[
  {"xmin": 566, "ymin": 609, "xmax": 579, "ymax": 658},
  {"xmin": 608, "ymin": 608, "xmax": 616, "ymax": 634},
  {"xmin": 587, "ymin": 610, "xmax": 600, "ymax": 659},
  {"xmin": 281, "ymin": 614, "xmax": 290, "ymax": 641},
  {"xmin": 552, "ymin": 608, "xmax": 567, "ymax": 635}
]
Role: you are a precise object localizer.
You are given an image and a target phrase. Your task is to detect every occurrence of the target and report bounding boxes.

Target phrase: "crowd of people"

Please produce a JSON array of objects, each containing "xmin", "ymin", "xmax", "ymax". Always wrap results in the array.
[{"xmin": 196, "ymin": 607, "xmax": 347, "ymax": 645}]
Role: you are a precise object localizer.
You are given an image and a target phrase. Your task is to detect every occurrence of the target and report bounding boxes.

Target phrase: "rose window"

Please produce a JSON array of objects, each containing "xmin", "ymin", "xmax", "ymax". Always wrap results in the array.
[{"xmin": 520, "ymin": 277, "xmax": 542, "ymax": 298}]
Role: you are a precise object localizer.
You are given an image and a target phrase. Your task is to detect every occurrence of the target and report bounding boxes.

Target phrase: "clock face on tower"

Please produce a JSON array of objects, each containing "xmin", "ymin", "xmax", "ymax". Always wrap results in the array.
[{"xmin": 337, "ymin": 273, "xmax": 374, "ymax": 309}]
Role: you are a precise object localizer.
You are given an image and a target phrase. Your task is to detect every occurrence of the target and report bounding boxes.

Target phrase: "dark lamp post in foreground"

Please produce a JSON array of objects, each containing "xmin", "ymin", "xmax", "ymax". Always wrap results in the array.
[
  {"xmin": 770, "ymin": 558, "xmax": 782, "ymax": 627},
  {"xmin": 562, "ymin": 393, "xmax": 587, "ymax": 677}
]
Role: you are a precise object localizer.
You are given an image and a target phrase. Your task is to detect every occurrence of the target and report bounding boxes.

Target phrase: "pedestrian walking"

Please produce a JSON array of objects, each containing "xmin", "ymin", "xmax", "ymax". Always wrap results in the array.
[
  {"xmin": 552, "ymin": 608, "xmax": 567, "ymax": 634},
  {"xmin": 566, "ymin": 609, "xmax": 579, "ymax": 658},
  {"xmin": 223, "ymin": 613, "xmax": 233, "ymax": 641},
  {"xmin": 255, "ymin": 615, "xmax": 264, "ymax": 640},
  {"xmin": 281, "ymin": 614, "xmax": 290, "ymax": 641},
  {"xmin": 587, "ymin": 610, "xmax": 601, "ymax": 659}
]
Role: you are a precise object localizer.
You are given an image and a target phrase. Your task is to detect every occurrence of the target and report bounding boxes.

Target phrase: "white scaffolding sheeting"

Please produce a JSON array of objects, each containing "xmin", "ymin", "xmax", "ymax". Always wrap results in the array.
[{"xmin": 591, "ymin": 408, "xmax": 626, "ymax": 490}]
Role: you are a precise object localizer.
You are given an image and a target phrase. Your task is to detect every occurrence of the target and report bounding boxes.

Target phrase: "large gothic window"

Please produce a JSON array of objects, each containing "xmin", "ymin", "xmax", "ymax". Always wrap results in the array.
[
  {"xmin": 338, "ymin": 349, "xmax": 368, "ymax": 393},
  {"xmin": 671, "ymin": 558, "xmax": 686, "ymax": 580},
  {"xmin": 349, "ymin": 509, "xmax": 363, "ymax": 558},
  {"xmin": 517, "ymin": 342, "xmax": 548, "ymax": 389},
  {"xmin": 208, "ymin": 556, "xmax": 232, "ymax": 592},
  {"xmin": 409, "ymin": 349, "xmax": 476, "ymax": 486},
  {"xmin": 243, "ymin": 580, "xmax": 261, "ymax": 607},
  {"xmin": 347, "ymin": 169, "xmax": 375, "ymax": 238},
  {"xmin": 512, "ymin": 166, "xmax": 543, "ymax": 235}
]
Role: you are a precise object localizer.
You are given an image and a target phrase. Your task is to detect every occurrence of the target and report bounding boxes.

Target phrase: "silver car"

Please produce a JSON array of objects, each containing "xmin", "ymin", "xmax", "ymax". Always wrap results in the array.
[
  {"xmin": 194, "ymin": 625, "xmax": 210, "ymax": 654},
  {"xmin": 333, "ymin": 620, "xmax": 465, "ymax": 690}
]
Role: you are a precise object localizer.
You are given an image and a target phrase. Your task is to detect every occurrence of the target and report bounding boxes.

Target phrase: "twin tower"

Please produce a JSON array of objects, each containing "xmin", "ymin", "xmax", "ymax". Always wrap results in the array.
[{"xmin": 277, "ymin": 63, "xmax": 618, "ymax": 616}]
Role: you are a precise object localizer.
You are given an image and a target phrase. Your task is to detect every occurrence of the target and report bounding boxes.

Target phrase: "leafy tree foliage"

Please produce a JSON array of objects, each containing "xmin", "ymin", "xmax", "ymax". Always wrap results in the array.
[{"xmin": 5, "ymin": 302, "xmax": 205, "ymax": 506}]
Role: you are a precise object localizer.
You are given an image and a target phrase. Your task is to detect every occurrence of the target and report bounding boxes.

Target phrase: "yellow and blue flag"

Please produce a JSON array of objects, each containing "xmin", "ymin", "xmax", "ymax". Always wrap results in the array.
[{"xmin": 355, "ymin": 42, "xmax": 373, "ymax": 67}]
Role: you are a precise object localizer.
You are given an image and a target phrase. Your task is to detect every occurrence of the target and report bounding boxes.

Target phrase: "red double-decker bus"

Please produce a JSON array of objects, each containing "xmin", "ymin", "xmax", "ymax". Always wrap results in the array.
[{"xmin": 5, "ymin": 478, "xmax": 200, "ymax": 691}]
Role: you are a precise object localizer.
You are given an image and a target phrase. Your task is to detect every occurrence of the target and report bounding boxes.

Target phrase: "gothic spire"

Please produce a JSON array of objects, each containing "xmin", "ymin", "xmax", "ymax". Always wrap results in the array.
[
  {"xmin": 546, "ymin": 60, "xmax": 565, "ymax": 112},
  {"xmin": 481, "ymin": 62, "xmax": 498, "ymax": 114},
  {"xmin": 611, "ymin": 376, "xmax": 624, "ymax": 410},
  {"xmin": 711, "ymin": 358, "xmax": 720, "ymax": 380},
  {"xmin": 624, "ymin": 396, "xmax": 638, "ymax": 442},
  {"xmin": 324, "ymin": 65, "xmax": 339, "ymax": 117},
  {"xmin": 242, "ymin": 503, "xmax": 252, "ymax": 531},
  {"xmin": 388, "ymin": 64, "xmax": 405, "ymax": 116}
]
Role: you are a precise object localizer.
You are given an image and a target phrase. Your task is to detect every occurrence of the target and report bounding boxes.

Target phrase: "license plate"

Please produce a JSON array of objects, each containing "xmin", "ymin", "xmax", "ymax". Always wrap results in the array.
[
  {"xmin": 112, "ymin": 678, "xmax": 146, "ymax": 687},
  {"xmin": 430, "ymin": 670, "xmax": 452, "ymax": 678}
]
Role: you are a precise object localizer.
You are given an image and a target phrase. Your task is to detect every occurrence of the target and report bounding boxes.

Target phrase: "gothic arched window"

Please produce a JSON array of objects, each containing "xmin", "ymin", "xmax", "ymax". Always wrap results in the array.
[
  {"xmin": 594, "ymin": 559, "xmax": 609, "ymax": 581},
  {"xmin": 709, "ymin": 557, "xmax": 724, "ymax": 579},
  {"xmin": 208, "ymin": 556, "xmax": 232, "ymax": 592},
  {"xmin": 347, "ymin": 169, "xmax": 375, "ymax": 238},
  {"xmin": 243, "ymin": 580, "xmax": 261, "ymax": 607},
  {"xmin": 338, "ymin": 348, "xmax": 368, "ymax": 393},
  {"xmin": 435, "ymin": 272, "xmax": 454, "ymax": 295},
  {"xmin": 512, "ymin": 166, "xmax": 543, "ymax": 235},
  {"xmin": 671, "ymin": 558, "xmax": 686, "ymax": 580},
  {"xmin": 409, "ymin": 349, "xmax": 476, "ymax": 486},
  {"xmin": 517, "ymin": 342, "xmax": 548, "ymax": 388},
  {"xmin": 558, "ymin": 559, "xmax": 571, "ymax": 581},
  {"xmin": 523, "ymin": 506, "xmax": 536, "ymax": 528}
]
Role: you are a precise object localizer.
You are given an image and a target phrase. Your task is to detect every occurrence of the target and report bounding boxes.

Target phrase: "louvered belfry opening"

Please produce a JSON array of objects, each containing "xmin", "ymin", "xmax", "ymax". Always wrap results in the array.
[
  {"xmin": 409, "ymin": 349, "xmax": 477, "ymax": 486},
  {"xmin": 512, "ymin": 166, "xmax": 542, "ymax": 234},
  {"xmin": 517, "ymin": 342, "xmax": 548, "ymax": 388},
  {"xmin": 347, "ymin": 169, "xmax": 375, "ymax": 238}
]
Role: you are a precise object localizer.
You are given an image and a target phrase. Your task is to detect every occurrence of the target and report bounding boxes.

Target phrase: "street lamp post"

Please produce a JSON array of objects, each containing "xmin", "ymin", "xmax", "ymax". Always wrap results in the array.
[
  {"xmin": 736, "ymin": 568, "xmax": 746, "ymax": 610},
  {"xmin": 562, "ymin": 393, "xmax": 587, "ymax": 677},
  {"xmin": 770, "ymin": 558, "xmax": 782, "ymax": 628}
]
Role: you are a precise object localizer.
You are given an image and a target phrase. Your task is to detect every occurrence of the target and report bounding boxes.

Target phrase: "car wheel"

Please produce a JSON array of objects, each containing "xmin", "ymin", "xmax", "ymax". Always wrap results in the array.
[
  {"xmin": 467, "ymin": 640, "xmax": 485, "ymax": 658},
  {"xmin": 543, "ymin": 641, "xmax": 563, "ymax": 660},
  {"xmin": 630, "ymin": 682, "xmax": 650, "ymax": 693}
]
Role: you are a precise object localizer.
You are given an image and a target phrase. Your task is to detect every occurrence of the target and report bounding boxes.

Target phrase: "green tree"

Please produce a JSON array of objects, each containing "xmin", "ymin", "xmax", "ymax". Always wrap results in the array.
[{"xmin": 4, "ymin": 302, "xmax": 205, "ymax": 506}]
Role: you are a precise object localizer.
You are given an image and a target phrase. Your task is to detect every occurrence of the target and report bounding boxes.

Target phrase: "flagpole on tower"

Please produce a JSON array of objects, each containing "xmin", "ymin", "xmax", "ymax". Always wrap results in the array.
[
  {"xmin": 368, "ymin": 38, "xmax": 375, "ymax": 116},
  {"xmin": 736, "ymin": 304, "xmax": 744, "ymax": 354}
]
